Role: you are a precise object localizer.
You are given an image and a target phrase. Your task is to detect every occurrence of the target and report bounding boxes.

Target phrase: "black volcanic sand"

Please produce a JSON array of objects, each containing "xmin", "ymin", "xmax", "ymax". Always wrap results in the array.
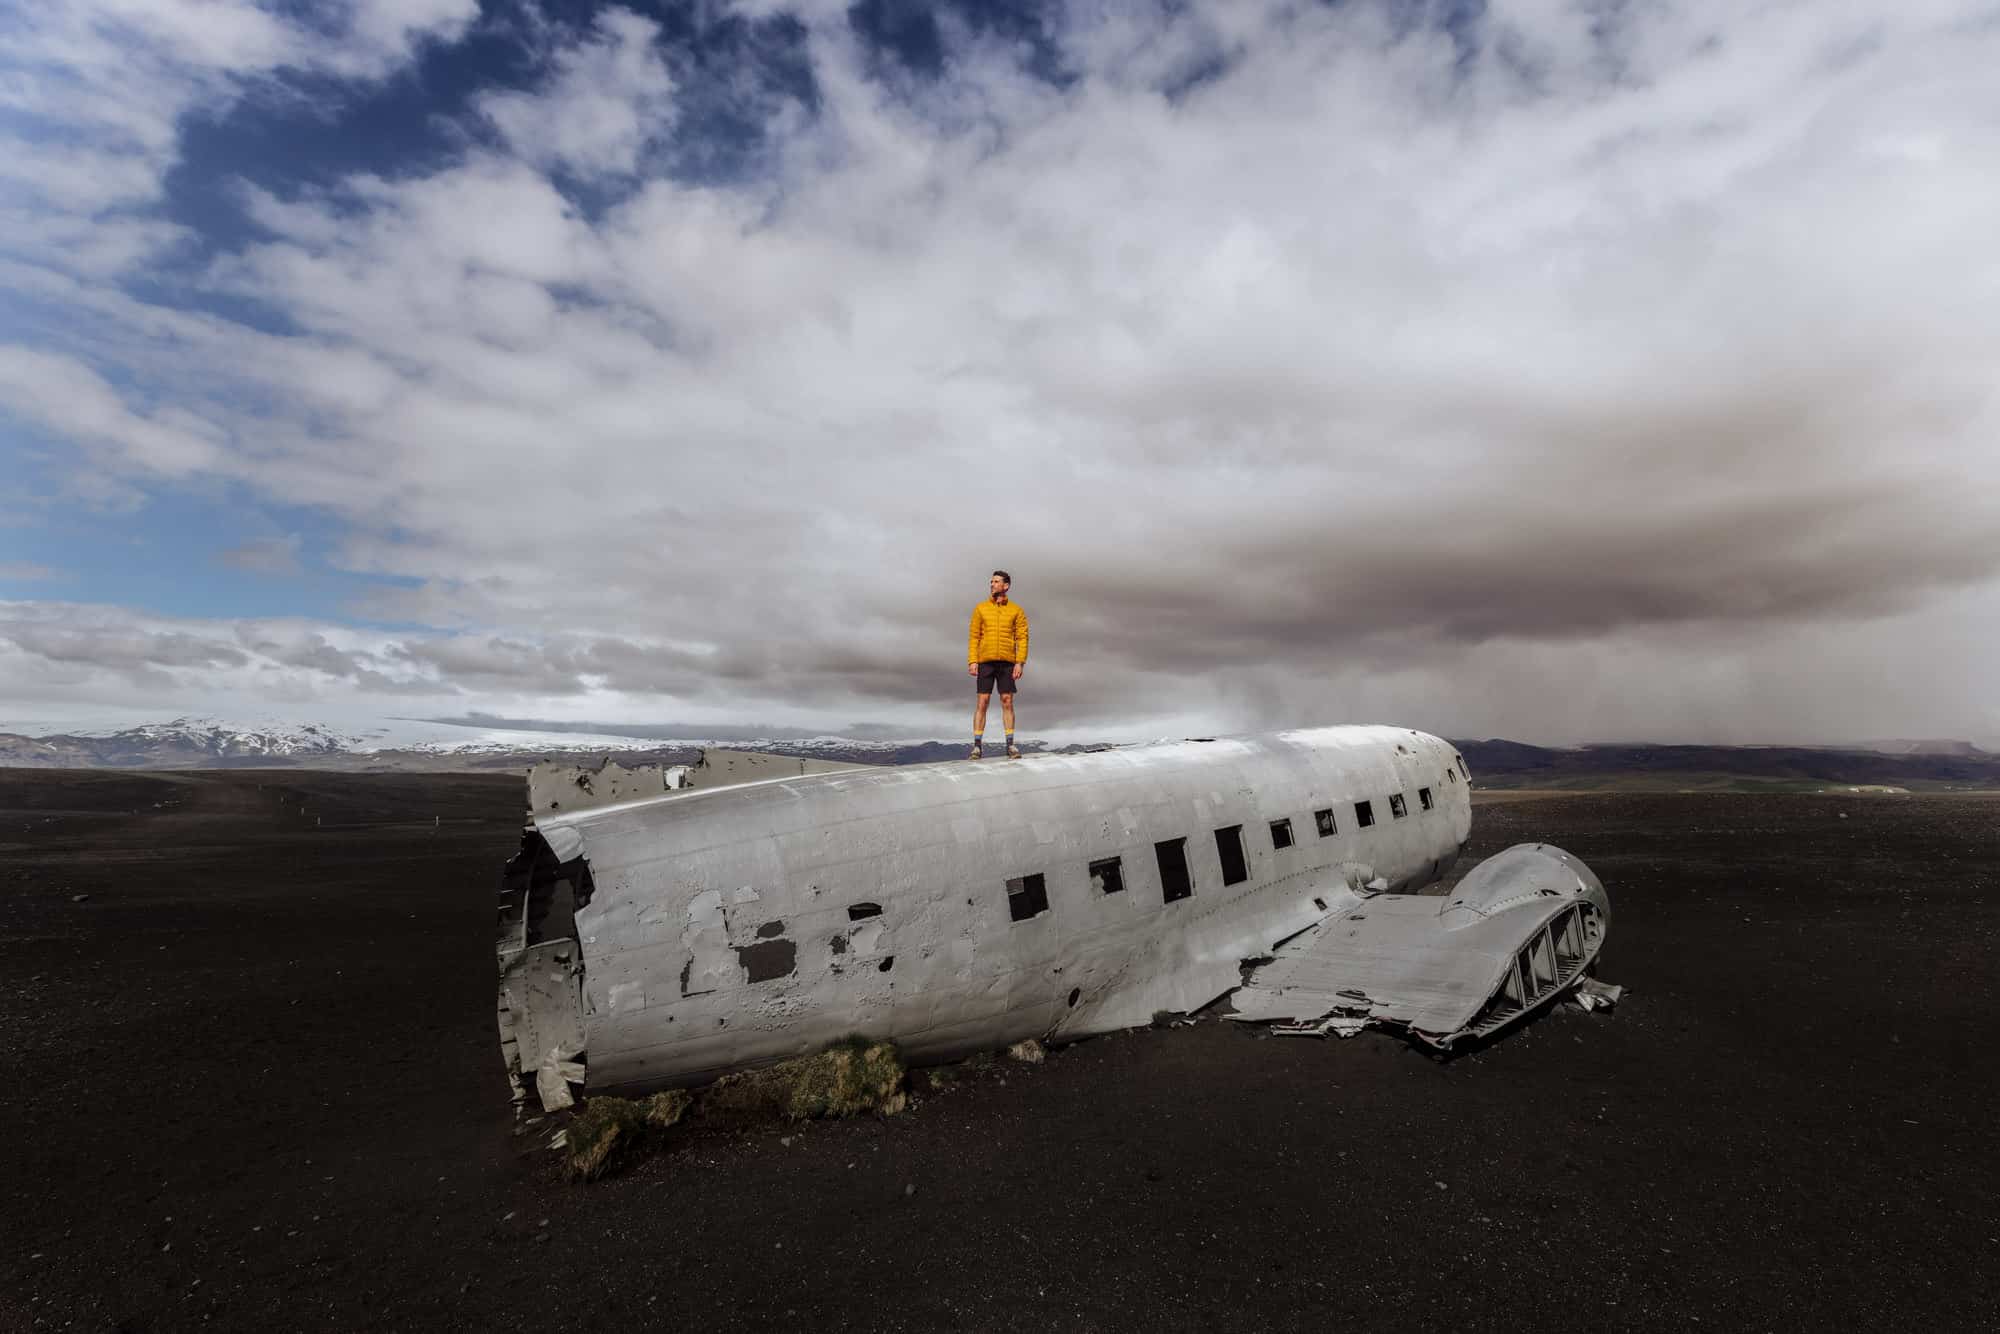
[{"xmin": 2, "ymin": 772, "xmax": 1995, "ymax": 1331}]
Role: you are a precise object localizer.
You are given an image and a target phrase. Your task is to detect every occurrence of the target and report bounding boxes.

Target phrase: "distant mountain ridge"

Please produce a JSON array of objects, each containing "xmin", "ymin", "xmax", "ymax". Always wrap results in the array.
[
  {"xmin": 0, "ymin": 717, "xmax": 912, "ymax": 771},
  {"xmin": 1452, "ymin": 739, "xmax": 1999, "ymax": 791},
  {"xmin": 0, "ymin": 719, "xmax": 1996, "ymax": 788},
  {"xmin": 1849, "ymin": 739, "xmax": 1990, "ymax": 758}
]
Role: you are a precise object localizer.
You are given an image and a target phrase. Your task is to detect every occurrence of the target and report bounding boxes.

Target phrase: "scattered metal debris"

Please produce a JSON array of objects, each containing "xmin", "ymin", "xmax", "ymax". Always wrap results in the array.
[
  {"xmin": 1570, "ymin": 976, "xmax": 1624, "ymax": 1012},
  {"xmin": 535, "ymin": 1044, "xmax": 586, "ymax": 1112},
  {"xmin": 1270, "ymin": 1014, "xmax": 1369, "ymax": 1039}
]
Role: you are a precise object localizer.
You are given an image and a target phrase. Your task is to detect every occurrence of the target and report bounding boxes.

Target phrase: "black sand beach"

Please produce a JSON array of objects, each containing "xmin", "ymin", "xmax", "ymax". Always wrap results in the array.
[{"xmin": 3, "ymin": 771, "xmax": 1994, "ymax": 1330}]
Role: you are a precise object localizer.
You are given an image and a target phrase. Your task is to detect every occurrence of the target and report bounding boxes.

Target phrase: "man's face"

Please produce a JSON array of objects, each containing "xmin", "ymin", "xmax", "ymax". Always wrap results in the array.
[{"xmin": 989, "ymin": 575, "xmax": 1008, "ymax": 601}]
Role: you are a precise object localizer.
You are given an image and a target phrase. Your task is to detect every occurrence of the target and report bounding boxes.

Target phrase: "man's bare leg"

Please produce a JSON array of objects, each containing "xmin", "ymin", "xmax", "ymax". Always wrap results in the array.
[
  {"xmin": 971, "ymin": 690, "xmax": 991, "ymax": 758},
  {"xmin": 1001, "ymin": 693, "xmax": 1019, "ymax": 758}
]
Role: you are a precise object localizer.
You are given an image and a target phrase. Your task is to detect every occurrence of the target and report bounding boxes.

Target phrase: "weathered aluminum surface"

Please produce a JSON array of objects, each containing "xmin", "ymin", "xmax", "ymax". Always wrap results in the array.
[
  {"xmin": 681, "ymin": 749, "xmax": 864, "ymax": 790},
  {"xmin": 528, "ymin": 759, "xmax": 688, "ymax": 820},
  {"xmin": 494, "ymin": 725, "xmax": 1606, "ymax": 1106},
  {"xmin": 525, "ymin": 749, "xmax": 859, "ymax": 820}
]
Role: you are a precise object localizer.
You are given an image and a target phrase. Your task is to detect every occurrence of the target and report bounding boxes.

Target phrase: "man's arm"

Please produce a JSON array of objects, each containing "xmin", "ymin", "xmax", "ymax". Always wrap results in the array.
[
  {"xmin": 969, "ymin": 606, "xmax": 981, "ymax": 669},
  {"xmin": 1013, "ymin": 606, "xmax": 1029, "ymax": 670}
]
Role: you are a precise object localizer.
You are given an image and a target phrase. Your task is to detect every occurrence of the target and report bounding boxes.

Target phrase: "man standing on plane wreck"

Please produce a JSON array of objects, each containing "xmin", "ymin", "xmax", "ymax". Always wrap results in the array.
[{"xmin": 968, "ymin": 569, "xmax": 1029, "ymax": 760}]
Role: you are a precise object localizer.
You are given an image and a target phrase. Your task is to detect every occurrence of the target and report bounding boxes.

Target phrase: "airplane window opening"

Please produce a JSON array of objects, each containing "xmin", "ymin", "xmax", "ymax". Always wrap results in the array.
[
  {"xmin": 1270, "ymin": 818, "xmax": 1294, "ymax": 850},
  {"xmin": 1156, "ymin": 838, "xmax": 1194, "ymax": 903},
  {"xmin": 1090, "ymin": 857, "xmax": 1126, "ymax": 895},
  {"xmin": 1006, "ymin": 873, "xmax": 1049, "ymax": 922},
  {"xmin": 1067, "ymin": 987, "xmax": 1081, "ymax": 1008},
  {"xmin": 1389, "ymin": 793, "xmax": 1408, "ymax": 819},
  {"xmin": 1445, "ymin": 767, "xmax": 1456, "ymax": 783},
  {"xmin": 1314, "ymin": 808, "xmax": 1336, "ymax": 837},
  {"xmin": 1216, "ymin": 825, "xmax": 1249, "ymax": 886},
  {"xmin": 1354, "ymin": 800, "xmax": 1375, "ymax": 828},
  {"xmin": 1419, "ymin": 787, "xmax": 1434, "ymax": 811},
  {"xmin": 1456, "ymin": 753, "xmax": 1470, "ymax": 780},
  {"xmin": 847, "ymin": 902, "xmax": 882, "ymax": 921}
]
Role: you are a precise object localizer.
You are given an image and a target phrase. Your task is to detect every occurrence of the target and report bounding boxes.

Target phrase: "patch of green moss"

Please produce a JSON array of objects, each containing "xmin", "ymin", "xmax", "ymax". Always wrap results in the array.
[
  {"xmin": 563, "ymin": 1089, "xmax": 693, "ymax": 1182},
  {"xmin": 564, "ymin": 1099, "xmax": 640, "ymax": 1182},
  {"xmin": 562, "ymin": 1041, "xmax": 906, "ymax": 1184},
  {"xmin": 701, "ymin": 1037, "xmax": 905, "ymax": 1123},
  {"xmin": 642, "ymin": 1088, "xmax": 694, "ymax": 1128}
]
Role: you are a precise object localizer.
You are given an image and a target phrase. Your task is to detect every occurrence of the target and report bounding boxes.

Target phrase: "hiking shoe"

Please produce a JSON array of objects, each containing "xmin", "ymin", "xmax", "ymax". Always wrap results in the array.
[
  {"xmin": 1006, "ymin": 743, "xmax": 1022, "ymax": 760},
  {"xmin": 968, "ymin": 741, "xmax": 983, "ymax": 760}
]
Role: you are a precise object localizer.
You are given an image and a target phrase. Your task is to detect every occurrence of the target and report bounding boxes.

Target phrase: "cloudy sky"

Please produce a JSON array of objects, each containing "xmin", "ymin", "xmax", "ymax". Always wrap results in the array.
[{"xmin": 2, "ymin": 0, "xmax": 1996, "ymax": 744}]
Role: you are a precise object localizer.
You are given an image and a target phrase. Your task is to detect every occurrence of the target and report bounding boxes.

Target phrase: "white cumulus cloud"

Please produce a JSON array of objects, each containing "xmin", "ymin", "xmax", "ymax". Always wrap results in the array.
[{"xmin": 1, "ymin": 0, "xmax": 1997, "ymax": 743}]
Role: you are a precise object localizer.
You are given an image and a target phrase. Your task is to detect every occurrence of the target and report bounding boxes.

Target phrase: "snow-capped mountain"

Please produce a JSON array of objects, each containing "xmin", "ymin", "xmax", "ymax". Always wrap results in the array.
[{"xmin": 0, "ymin": 715, "xmax": 951, "ymax": 770}]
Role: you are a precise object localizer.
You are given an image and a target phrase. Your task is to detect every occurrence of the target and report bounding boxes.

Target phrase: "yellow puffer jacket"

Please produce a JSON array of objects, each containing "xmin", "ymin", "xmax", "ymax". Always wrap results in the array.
[{"xmin": 967, "ymin": 600, "xmax": 1029, "ymax": 664}]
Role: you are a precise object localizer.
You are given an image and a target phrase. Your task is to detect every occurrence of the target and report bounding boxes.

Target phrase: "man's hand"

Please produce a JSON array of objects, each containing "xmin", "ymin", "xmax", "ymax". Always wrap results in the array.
[
  {"xmin": 1012, "ymin": 664, "xmax": 1024, "ymax": 680},
  {"xmin": 968, "ymin": 663, "xmax": 978, "ymax": 676}
]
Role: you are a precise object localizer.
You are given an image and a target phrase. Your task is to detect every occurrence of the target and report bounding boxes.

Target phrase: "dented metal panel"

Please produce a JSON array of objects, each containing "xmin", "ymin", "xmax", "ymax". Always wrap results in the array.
[{"xmin": 493, "ymin": 727, "xmax": 1613, "ymax": 1108}]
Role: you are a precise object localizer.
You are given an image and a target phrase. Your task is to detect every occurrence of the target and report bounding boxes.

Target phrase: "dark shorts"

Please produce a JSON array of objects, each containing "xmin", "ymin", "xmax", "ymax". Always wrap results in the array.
[{"xmin": 975, "ymin": 660, "xmax": 1019, "ymax": 695}]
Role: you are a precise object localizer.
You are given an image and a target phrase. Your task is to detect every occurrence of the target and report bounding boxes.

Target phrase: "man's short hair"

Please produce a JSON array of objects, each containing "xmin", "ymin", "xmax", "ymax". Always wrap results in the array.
[{"xmin": 992, "ymin": 569, "xmax": 1011, "ymax": 584}]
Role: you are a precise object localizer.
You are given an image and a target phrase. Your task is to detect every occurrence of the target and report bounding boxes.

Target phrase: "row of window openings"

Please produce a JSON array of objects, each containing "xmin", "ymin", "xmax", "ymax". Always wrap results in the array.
[{"xmin": 1004, "ymin": 782, "xmax": 1442, "ymax": 922}]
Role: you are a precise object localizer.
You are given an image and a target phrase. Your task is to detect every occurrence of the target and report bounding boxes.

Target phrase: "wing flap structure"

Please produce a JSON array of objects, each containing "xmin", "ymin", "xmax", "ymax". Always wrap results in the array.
[{"xmin": 1232, "ymin": 844, "xmax": 1610, "ymax": 1048}]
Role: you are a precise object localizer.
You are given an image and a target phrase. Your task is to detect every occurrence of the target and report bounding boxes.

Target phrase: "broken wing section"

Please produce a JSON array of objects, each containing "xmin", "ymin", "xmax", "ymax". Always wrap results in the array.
[{"xmin": 1231, "ymin": 843, "xmax": 1611, "ymax": 1048}]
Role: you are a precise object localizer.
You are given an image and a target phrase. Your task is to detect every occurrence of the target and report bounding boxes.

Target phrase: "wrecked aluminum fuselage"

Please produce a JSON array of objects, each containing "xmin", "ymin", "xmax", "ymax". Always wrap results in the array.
[{"xmin": 495, "ymin": 727, "xmax": 1613, "ymax": 1109}]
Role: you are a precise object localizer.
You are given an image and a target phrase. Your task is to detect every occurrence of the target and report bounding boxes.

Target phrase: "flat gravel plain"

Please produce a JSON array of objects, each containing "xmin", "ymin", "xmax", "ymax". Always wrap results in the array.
[{"xmin": 2, "ymin": 771, "xmax": 1995, "ymax": 1331}]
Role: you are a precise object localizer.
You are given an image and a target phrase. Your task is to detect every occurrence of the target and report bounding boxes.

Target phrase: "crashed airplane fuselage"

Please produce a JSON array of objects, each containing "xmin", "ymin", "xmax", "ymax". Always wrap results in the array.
[{"xmin": 497, "ymin": 726, "xmax": 1611, "ymax": 1107}]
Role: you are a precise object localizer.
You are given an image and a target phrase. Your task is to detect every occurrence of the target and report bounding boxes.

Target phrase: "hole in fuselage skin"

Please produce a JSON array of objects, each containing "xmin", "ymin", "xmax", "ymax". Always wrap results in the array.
[
  {"xmin": 878, "ymin": 955, "xmax": 895, "ymax": 972},
  {"xmin": 737, "ymin": 937, "xmax": 796, "ymax": 983},
  {"xmin": 847, "ymin": 902, "xmax": 881, "ymax": 921},
  {"xmin": 1067, "ymin": 987, "xmax": 1080, "ymax": 1008}
]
